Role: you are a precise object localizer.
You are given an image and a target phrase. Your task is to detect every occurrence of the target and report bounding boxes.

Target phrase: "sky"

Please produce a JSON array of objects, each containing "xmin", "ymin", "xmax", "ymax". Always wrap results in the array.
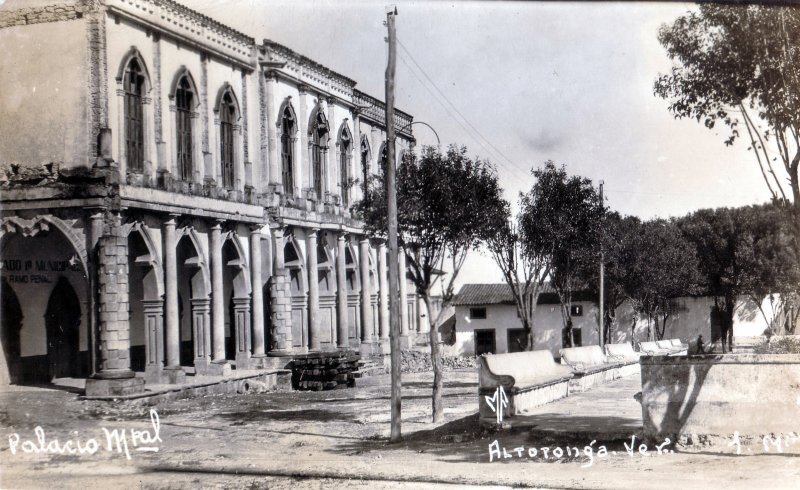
[{"xmin": 193, "ymin": 0, "xmax": 776, "ymax": 286}]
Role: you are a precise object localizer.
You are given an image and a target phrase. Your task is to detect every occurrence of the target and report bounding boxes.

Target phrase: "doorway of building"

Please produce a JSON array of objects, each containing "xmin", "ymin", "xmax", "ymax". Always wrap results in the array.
[
  {"xmin": 1, "ymin": 278, "xmax": 23, "ymax": 384},
  {"xmin": 45, "ymin": 277, "xmax": 82, "ymax": 379},
  {"xmin": 474, "ymin": 329, "xmax": 496, "ymax": 356}
]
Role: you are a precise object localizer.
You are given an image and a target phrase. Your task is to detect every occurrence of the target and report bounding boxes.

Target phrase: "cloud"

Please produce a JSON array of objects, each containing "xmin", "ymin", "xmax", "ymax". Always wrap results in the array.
[{"xmin": 520, "ymin": 129, "xmax": 565, "ymax": 153}]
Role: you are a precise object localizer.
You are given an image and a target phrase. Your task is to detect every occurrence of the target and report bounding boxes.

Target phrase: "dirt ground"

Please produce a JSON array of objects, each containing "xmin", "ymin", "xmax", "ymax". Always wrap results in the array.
[{"xmin": 1, "ymin": 369, "xmax": 799, "ymax": 489}]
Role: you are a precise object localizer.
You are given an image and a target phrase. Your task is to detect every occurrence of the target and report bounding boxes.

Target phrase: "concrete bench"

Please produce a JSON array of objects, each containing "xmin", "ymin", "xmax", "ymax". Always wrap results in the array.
[
  {"xmin": 668, "ymin": 338, "xmax": 689, "ymax": 354},
  {"xmin": 639, "ymin": 341, "xmax": 673, "ymax": 356},
  {"xmin": 559, "ymin": 345, "xmax": 623, "ymax": 392},
  {"xmin": 604, "ymin": 342, "xmax": 642, "ymax": 377},
  {"xmin": 478, "ymin": 350, "xmax": 573, "ymax": 423},
  {"xmin": 657, "ymin": 339, "xmax": 687, "ymax": 355}
]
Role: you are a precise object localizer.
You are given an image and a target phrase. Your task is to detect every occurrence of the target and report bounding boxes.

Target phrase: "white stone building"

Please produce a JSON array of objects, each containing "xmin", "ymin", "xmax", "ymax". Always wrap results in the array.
[
  {"xmin": 0, "ymin": 0, "xmax": 423, "ymax": 394},
  {"xmin": 450, "ymin": 283, "xmax": 778, "ymax": 359}
]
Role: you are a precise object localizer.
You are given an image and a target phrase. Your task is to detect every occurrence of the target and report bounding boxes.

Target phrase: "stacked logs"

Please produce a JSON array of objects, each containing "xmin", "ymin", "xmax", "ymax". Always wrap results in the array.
[{"xmin": 291, "ymin": 352, "xmax": 360, "ymax": 391}]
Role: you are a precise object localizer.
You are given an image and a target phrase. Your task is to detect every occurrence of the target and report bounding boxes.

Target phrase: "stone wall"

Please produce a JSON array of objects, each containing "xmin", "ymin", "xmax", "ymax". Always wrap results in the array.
[
  {"xmin": 291, "ymin": 352, "xmax": 358, "ymax": 391},
  {"xmin": 641, "ymin": 354, "xmax": 800, "ymax": 437}
]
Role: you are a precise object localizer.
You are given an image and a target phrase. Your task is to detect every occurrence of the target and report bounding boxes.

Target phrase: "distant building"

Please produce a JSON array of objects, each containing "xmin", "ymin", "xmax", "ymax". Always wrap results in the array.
[
  {"xmin": 449, "ymin": 283, "xmax": 778, "ymax": 358},
  {"xmin": 0, "ymin": 0, "xmax": 423, "ymax": 393}
]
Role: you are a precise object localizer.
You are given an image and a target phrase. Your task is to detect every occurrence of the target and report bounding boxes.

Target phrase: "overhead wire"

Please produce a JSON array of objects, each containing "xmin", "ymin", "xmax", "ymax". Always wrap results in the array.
[{"xmin": 396, "ymin": 40, "xmax": 533, "ymax": 182}]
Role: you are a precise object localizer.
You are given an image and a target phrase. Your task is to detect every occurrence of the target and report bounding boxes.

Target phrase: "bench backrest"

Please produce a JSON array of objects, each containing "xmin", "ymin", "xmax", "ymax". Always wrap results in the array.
[
  {"xmin": 656, "ymin": 340, "xmax": 674, "ymax": 349},
  {"xmin": 479, "ymin": 349, "xmax": 573, "ymax": 389},
  {"xmin": 670, "ymin": 339, "xmax": 683, "ymax": 347},
  {"xmin": 482, "ymin": 350, "xmax": 557, "ymax": 376},
  {"xmin": 639, "ymin": 341, "xmax": 665, "ymax": 353},
  {"xmin": 560, "ymin": 345, "xmax": 608, "ymax": 366},
  {"xmin": 605, "ymin": 342, "xmax": 637, "ymax": 358}
]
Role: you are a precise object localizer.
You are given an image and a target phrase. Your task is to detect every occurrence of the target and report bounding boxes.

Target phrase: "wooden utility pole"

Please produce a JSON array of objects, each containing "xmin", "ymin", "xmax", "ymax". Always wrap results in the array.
[
  {"xmin": 385, "ymin": 6, "xmax": 402, "ymax": 442},
  {"xmin": 599, "ymin": 180, "xmax": 605, "ymax": 347}
]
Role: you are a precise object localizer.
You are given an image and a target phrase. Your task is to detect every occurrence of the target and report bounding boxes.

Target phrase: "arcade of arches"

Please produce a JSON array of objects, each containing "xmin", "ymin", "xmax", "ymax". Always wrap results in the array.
[{"xmin": 0, "ymin": 214, "xmax": 426, "ymax": 392}]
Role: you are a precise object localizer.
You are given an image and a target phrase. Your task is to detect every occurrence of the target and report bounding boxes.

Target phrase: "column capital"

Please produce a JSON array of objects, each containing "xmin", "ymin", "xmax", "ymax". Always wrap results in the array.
[
  {"xmin": 210, "ymin": 220, "xmax": 225, "ymax": 231},
  {"xmin": 249, "ymin": 223, "xmax": 266, "ymax": 234},
  {"xmin": 307, "ymin": 227, "xmax": 320, "ymax": 238},
  {"xmin": 337, "ymin": 231, "xmax": 348, "ymax": 241}
]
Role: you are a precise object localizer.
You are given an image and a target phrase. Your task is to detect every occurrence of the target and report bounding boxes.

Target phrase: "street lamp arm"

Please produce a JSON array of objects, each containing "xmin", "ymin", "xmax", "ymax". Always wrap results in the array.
[{"xmin": 394, "ymin": 121, "xmax": 440, "ymax": 146}]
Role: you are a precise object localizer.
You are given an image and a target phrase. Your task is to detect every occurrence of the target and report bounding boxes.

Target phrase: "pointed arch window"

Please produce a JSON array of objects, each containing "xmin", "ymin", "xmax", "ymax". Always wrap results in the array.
[
  {"xmin": 175, "ymin": 77, "xmax": 194, "ymax": 180},
  {"xmin": 280, "ymin": 106, "xmax": 295, "ymax": 193},
  {"xmin": 310, "ymin": 110, "xmax": 329, "ymax": 197},
  {"xmin": 124, "ymin": 59, "xmax": 145, "ymax": 172},
  {"xmin": 360, "ymin": 136, "xmax": 370, "ymax": 201},
  {"xmin": 380, "ymin": 143, "xmax": 388, "ymax": 176},
  {"xmin": 219, "ymin": 92, "xmax": 236, "ymax": 188},
  {"xmin": 339, "ymin": 127, "xmax": 351, "ymax": 207}
]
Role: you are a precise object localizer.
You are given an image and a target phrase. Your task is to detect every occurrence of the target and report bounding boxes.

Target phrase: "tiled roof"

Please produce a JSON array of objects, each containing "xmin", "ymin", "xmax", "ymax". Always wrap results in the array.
[{"xmin": 453, "ymin": 283, "xmax": 557, "ymax": 306}]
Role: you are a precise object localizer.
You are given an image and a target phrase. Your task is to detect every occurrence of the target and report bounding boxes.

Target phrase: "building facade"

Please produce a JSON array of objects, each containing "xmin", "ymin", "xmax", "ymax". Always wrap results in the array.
[
  {"xmin": 450, "ymin": 283, "xmax": 777, "ymax": 359},
  {"xmin": 0, "ymin": 0, "xmax": 425, "ymax": 393}
]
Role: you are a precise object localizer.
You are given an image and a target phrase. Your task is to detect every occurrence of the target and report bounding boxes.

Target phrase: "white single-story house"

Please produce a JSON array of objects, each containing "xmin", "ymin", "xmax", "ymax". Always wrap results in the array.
[{"xmin": 448, "ymin": 283, "xmax": 781, "ymax": 359}]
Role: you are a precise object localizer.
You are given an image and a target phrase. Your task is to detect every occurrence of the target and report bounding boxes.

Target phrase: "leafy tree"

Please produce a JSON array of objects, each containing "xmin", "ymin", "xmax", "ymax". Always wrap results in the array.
[
  {"xmin": 489, "ymin": 162, "xmax": 604, "ymax": 350},
  {"xmin": 678, "ymin": 207, "xmax": 754, "ymax": 352},
  {"xmin": 655, "ymin": 4, "xmax": 800, "ymax": 206},
  {"xmin": 731, "ymin": 205, "xmax": 800, "ymax": 334},
  {"xmin": 357, "ymin": 145, "xmax": 506, "ymax": 422},
  {"xmin": 622, "ymin": 219, "xmax": 701, "ymax": 343},
  {"xmin": 580, "ymin": 213, "xmax": 642, "ymax": 344}
]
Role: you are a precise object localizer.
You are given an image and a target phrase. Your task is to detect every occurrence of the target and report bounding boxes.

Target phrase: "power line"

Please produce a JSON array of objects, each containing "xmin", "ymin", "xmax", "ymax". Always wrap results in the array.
[
  {"xmin": 396, "ymin": 52, "xmax": 531, "ymax": 181},
  {"xmin": 397, "ymin": 40, "xmax": 533, "ymax": 180}
]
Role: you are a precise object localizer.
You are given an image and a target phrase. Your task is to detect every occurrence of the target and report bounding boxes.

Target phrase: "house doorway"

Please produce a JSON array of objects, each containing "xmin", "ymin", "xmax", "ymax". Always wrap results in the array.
[
  {"xmin": 474, "ymin": 329, "xmax": 496, "ymax": 356},
  {"xmin": 1, "ymin": 277, "xmax": 23, "ymax": 384},
  {"xmin": 45, "ymin": 277, "xmax": 83, "ymax": 379}
]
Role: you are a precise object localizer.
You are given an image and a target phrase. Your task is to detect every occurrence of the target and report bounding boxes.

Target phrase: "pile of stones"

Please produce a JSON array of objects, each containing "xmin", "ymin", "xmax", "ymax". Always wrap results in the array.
[
  {"xmin": 401, "ymin": 349, "xmax": 479, "ymax": 373},
  {"xmin": 291, "ymin": 352, "xmax": 360, "ymax": 390}
]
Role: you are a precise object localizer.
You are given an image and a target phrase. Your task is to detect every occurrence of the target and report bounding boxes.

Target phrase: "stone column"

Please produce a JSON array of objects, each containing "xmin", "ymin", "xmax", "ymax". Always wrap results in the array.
[
  {"xmin": 269, "ymin": 227, "xmax": 293, "ymax": 353},
  {"xmin": 399, "ymin": 251, "xmax": 411, "ymax": 348},
  {"xmin": 142, "ymin": 299, "xmax": 164, "ymax": 382},
  {"xmin": 85, "ymin": 213, "xmax": 145, "ymax": 396},
  {"xmin": 307, "ymin": 228, "xmax": 321, "ymax": 351},
  {"xmin": 88, "ymin": 211, "xmax": 105, "ymax": 377},
  {"xmin": 265, "ymin": 71, "xmax": 279, "ymax": 189},
  {"xmin": 336, "ymin": 233, "xmax": 349, "ymax": 349},
  {"xmin": 163, "ymin": 217, "xmax": 181, "ymax": 370},
  {"xmin": 377, "ymin": 241, "xmax": 389, "ymax": 341},
  {"xmin": 210, "ymin": 221, "xmax": 226, "ymax": 363},
  {"xmin": 359, "ymin": 238, "xmax": 373, "ymax": 347},
  {"xmin": 250, "ymin": 226, "xmax": 266, "ymax": 358}
]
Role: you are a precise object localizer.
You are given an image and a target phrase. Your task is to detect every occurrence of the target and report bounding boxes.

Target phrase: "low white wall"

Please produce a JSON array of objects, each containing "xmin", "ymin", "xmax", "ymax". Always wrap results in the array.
[{"xmin": 641, "ymin": 354, "xmax": 800, "ymax": 437}]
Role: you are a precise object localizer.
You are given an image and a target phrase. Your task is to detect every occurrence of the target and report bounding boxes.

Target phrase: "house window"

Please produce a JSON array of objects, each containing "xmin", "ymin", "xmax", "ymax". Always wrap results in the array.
[
  {"xmin": 219, "ymin": 92, "xmax": 236, "ymax": 188},
  {"xmin": 570, "ymin": 305, "xmax": 584, "ymax": 317},
  {"xmin": 175, "ymin": 77, "xmax": 194, "ymax": 180},
  {"xmin": 469, "ymin": 307, "xmax": 487, "ymax": 319},
  {"xmin": 474, "ymin": 329, "xmax": 496, "ymax": 356},
  {"xmin": 507, "ymin": 328, "xmax": 527, "ymax": 353},
  {"xmin": 124, "ymin": 59, "xmax": 145, "ymax": 173},
  {"xmin": 339, "ymin": 129, "xmax": 351, "ymax": 207},
  {"xmin": 280, "ymin": 106, "xmax": 295, "ymax": 193},
  {"xmin": 310, "ymin": 111, "xmax": 328, "ymax": 197}
]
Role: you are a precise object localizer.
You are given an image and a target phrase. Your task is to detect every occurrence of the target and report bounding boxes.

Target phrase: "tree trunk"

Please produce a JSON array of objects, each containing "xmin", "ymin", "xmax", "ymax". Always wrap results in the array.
[{"xmin": 423, "ymin": 294, "xmax": 444, "ymax": 423}]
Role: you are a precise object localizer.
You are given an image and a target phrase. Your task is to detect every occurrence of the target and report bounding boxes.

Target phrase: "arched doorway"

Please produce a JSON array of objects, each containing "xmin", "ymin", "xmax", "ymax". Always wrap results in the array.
[
  {"xmin": 284, "ymin": 236, "xmax": 307, "ymax": 351},
  {"xmin": 1, "ymin": 277, "xmax": 23, "ymax": 384},
  {"xmin": 127, "ymin": 228, "xmax": 162, "ymax": 373},
  {"xmin": 222, "ymin": 238, "xmax": 250, "ymax": 362},
  {"xmin": 45, "ymin": 277, "xmax": 83, "ymax": 379},
  {"xmin": 175, "ymin": 231, "xmax": 211, "ymax": 370}
]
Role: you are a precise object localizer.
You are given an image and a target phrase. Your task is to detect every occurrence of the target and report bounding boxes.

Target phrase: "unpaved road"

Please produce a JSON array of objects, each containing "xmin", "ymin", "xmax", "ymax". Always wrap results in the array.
[{"xmin": 1, "ymin": 370, "xmax": 798, "ymax": 489}]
